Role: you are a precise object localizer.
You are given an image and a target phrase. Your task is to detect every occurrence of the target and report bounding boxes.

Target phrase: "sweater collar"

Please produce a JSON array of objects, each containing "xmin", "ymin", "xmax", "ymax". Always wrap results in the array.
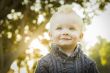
[{"xmin": 50, "ymin": 43, "xmax": 82, "ymax": 59}]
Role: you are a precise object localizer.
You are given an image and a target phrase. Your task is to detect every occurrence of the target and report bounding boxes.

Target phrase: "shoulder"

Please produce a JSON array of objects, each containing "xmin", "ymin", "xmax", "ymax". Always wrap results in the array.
[
  {"xmin": 35, "ymin": 54, "xmax": 52, "ymax": 73},
  {"xmin": 38, "ymin": 53, "xmax": 53, "ymax": 64},
  {"xmin": 39, "ymin": 53, "xmax": 51, "ymax": 61},
  {"xmin": 80, "ymin": 53, "xmax": 96, "ymax": 65},
  {"xmin": 78, "ymin": 53, "xmax": 98, "ymax": 71},
  {"xmin": 81, "ymin": 54, "xmax": 99, "ymax": 73},
  {"xmin": 37, "ymin": 54, "xmax": 51, "ymax": 68},
  {"xmin": 79, "ymin": 52, "xmax": 99, "ymax": 72}
]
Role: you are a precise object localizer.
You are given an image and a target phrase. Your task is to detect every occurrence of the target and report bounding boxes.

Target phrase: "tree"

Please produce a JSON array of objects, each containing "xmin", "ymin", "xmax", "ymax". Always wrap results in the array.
[{"xmin": 89, "ymin": 37, "xmax": 110, "ymax": 73}]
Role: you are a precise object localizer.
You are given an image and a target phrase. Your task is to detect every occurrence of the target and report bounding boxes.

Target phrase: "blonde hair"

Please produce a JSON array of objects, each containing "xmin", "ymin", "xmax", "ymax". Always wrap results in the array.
[
  {"xmin": 49, "ymin": 4, "xmax": 84, "ymax": 32},
  {"xmin": 57, "ymin": 4, "xmax": 74, "ymax": 13}
]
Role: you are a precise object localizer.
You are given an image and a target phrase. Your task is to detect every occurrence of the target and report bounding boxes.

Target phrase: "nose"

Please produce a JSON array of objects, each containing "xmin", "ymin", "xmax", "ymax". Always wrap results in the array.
[
  {"xmin": 61, "ymin": 29, "xmax": 70, "ymax": 36},
  {"xmin": 62, "ymin": 32, "xmax": 69, "ymax": 36}
]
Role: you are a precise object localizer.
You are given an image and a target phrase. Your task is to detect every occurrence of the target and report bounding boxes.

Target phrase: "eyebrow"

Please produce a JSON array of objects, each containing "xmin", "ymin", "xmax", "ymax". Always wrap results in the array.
[
  {"xmin": 55, "ymin": 24, "xmax": 62, "ymax": 27},
  {"xmin": 55, "ymin": 23, "xmax": 80, "ymax": 28}
]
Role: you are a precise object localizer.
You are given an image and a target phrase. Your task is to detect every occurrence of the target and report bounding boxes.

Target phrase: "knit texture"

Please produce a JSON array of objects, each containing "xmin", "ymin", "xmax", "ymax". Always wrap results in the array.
[{"xmin": 35, "ymin": 44, "xmax": 99, "ymax": 73}]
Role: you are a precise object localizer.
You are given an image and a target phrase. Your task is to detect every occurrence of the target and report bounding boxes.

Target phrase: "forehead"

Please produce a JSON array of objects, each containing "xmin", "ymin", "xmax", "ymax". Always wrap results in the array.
[
  {"xmin": 53, "ymin": 16, "xmax": 80, "ymax": 28},
  {"xmin": 54, "ymin": 23, "xmax": 80, "ymax": 29},
  {"xmin": 51, "ymin": 13, "xmax": 81, "ymax": 27}
]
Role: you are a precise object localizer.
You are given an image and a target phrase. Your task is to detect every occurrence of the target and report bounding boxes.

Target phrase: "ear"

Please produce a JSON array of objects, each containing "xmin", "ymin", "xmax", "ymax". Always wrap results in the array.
[
  {"xmin": 80, "ymin": 32, "xmax": 83, "ymax": 39},
  {"xmin": 48, "ymin": 32, "xmax": 53, "ymax": 42},
  {"xmin": 48, "ymin": 32, "xmax": 52, "ymax": 37}
]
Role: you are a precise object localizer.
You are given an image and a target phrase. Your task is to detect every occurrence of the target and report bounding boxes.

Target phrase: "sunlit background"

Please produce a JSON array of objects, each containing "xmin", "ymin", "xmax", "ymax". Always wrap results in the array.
[{"xmin": 0, "ymin": 0, "xmax": 110, "ymax": 73}]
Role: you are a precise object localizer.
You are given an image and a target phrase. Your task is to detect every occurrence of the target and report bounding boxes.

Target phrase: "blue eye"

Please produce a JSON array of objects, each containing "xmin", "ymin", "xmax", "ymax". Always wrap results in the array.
[{"xmin": 56, "ymin": 27, "xmax": 62, "ymax": 30}]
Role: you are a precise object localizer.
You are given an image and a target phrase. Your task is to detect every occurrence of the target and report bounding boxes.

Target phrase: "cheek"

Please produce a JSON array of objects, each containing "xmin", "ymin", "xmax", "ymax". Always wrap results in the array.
[
  {"xmin": 51, "ymin": 32, "xmax": 60, "ymax": 41},
  {"xmin": 71, "ymin": 33, "xmax": 81, "ymax": 40}
]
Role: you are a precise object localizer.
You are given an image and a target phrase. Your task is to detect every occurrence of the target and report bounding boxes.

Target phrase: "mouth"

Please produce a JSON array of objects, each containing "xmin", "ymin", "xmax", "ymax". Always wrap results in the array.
[
  {"xmin": 60, "ymin": 36, "xmax": 72, "ymax": 40},
  {"xmin": 61, "ymin": 38, "xmax": 71, "ymax": 40}
]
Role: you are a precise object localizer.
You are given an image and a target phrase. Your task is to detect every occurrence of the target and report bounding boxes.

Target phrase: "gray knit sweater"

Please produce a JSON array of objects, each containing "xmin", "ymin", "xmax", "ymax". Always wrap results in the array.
[{"xmin": 35, "ymin": 44, "xmax": 99, "ymax": 73}]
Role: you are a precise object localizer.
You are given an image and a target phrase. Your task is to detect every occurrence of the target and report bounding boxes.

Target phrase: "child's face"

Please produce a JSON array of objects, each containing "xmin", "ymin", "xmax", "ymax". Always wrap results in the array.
[{"xmin": 49, "ymin": 14, "xmax": 83, "ymax": 47}]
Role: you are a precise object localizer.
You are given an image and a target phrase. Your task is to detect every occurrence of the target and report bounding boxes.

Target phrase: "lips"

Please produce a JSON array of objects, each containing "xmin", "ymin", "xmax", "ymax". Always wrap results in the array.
[
  {"xmin": 60, "ymin": 36, "xmax": 72, "ymax": 40},
  {"xmin": 61, "ymin": 38, "xmax": 71, "ymax": 40}
]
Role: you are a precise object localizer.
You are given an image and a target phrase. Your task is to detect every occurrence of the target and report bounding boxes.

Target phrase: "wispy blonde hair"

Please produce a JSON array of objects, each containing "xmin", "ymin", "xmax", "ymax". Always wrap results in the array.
[
  {"xmin": 57, "ymin": 4, "xmax": 74, "ymax": 13},
  {"xmin": 49, "ymin": 4, "xmax": 84, "ymax": 32}
]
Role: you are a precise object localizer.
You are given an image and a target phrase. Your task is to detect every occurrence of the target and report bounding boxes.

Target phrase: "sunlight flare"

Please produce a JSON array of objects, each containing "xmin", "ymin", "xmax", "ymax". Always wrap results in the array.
[{"xmin": 28, "ymin": 38, "xmax": 49, "ymax": 56}]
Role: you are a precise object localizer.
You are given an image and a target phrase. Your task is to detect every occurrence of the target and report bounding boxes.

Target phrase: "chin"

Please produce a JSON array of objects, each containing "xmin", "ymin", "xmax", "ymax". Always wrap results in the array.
[
  {"xmin": 59, "ymin": 42, "xmax": 73, "ymax": 46},
  {"xmin": 58, "ymin": 40, "xmax": 76, "ymax": 46}
]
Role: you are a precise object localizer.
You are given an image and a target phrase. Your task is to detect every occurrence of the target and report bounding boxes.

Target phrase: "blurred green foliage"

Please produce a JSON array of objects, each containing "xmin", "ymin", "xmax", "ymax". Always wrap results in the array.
[{"xmin": 89, "ymin": 37, "xmax": 110, "ymax": 73}]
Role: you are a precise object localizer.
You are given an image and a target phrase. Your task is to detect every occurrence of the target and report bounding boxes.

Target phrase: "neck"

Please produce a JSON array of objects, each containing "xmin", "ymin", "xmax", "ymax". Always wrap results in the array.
[{"xmin": 59, "ymin": 44, "xmax": 77, "ymax": 56}]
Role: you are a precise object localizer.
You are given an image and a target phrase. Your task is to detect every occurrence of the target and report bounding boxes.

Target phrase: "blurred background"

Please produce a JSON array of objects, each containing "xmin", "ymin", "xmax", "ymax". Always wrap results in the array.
[{"xmin": 0, "ymin": 0, "xmax": 110, "ymax": 73}]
